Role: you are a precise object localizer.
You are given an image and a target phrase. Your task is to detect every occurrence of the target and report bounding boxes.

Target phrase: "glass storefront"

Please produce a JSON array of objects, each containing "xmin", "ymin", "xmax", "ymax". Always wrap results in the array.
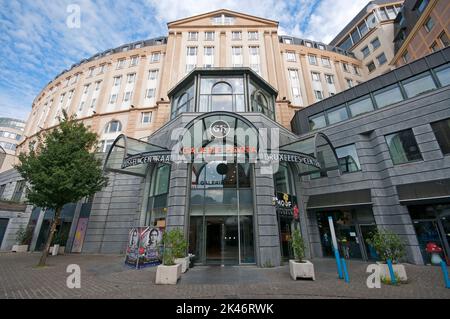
[
  {"xmin": 316, "ymin": 208, "xmax": 377, "ymax": 261},
  {"xmin": 189, "ymin": 161, "xmax": 255, "ymax": 265},
  {"xmin": 408, "ymin": 204, "xmax": 450, "ymax": 265},
  {"xmin": 146, "ymin": 163, "xmax": 170, "ymax": 227}
]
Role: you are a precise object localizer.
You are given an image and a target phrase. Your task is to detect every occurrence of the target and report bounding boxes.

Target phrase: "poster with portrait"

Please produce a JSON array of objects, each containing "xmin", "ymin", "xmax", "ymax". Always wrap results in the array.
[
  {"xmin": 138, "ymin": 227, "xmax": 164, "ymax": 268},
  {"xmin": 124, "ymin": 227, "xmax": 144, "ymax": 268}
]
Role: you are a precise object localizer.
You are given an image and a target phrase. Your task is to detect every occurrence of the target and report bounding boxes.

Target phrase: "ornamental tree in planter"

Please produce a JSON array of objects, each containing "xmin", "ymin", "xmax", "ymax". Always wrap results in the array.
[
  {"xmin": 155, "ymin": 229, "xmax": 187, "ymax": 284},
  {"xmin": 289, "ymin": 228, "xmax": 315, "ymax": 280},
  {"xmin": 12, "ymin": 225, "xmax": 33, "ymax": 252},
  {"xmin": 366, "ymin": 229, "xmax": 407, "ymax": 282},
  {"xmin": 170, "ymin": 228, "xmax": 189, "ymax": 273}
]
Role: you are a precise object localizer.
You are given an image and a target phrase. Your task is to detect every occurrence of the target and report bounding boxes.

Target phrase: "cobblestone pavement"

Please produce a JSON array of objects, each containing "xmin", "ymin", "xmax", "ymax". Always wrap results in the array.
[{"xmin": 0, "ymin": 252, "xmax": 449, "ymax": 299}]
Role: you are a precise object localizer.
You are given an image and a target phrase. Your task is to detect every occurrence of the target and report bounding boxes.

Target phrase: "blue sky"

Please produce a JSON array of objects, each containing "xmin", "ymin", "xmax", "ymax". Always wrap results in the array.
[{"xmin": 0, "ymin": 0, "xmax": 368, "ymax": 121}]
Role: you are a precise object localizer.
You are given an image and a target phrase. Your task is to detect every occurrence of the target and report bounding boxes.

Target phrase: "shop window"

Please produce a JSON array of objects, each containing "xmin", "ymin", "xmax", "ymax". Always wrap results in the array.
[
  {"xmin": 373, "ymin": 84, "xmax": 404, "ymax": 108},
  {"xmin": 402, "ymin": 72, "xmax": 436, "ymax": 98},
  {"xmin": 335, "ymin": 144, "xmax": 361, "ymax": 173},
  {"xmin": 385, "ymin": 129, "xmax": 423, "ymax": 165},
  {"xmin": 348, "ymin": 95, "xmax": 374, "ymax": 117},
  {"xmin": 434, "ymin": 63, "xmax": 450, "ymax": 87},
  {"xmin": 327, "ymin": 105, "xmax": 348, "ymax": 125},
  {"xmin": 431, "ymin": 118, "xmax": 450, "ymax": 155},
  {"xmin": 146, "ymin": 164, "xmax": 170, "ymax": 227}
]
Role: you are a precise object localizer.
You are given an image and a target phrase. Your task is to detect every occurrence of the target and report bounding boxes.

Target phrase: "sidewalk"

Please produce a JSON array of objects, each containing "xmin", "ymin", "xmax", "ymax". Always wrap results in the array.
[{"xmin": 0, "ymin": 252, "xmax": 449, "ymax": 299}]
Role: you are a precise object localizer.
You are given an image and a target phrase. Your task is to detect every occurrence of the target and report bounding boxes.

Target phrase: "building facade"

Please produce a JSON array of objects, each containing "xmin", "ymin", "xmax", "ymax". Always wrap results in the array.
[
  {"xmin": 329, "ymin": 0, "xmax": 405, "ymax": 79},
  {"xmin": 392, "ymin": 0, "xmax": 449, "ymax": 67},
  {"xmin": 0, "ymin": 118, "xmax": 25, "ymax": 173},
  {"xmin": 2, "ymin": 8, "xmax": 449, "ymax": 266}
]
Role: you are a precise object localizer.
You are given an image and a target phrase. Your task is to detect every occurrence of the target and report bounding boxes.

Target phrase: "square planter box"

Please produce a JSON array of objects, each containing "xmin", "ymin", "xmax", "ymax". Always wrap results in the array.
[
  {"xmin": 289, "ymin": 260, "xmax": 315, "ymax": 281},
  {"xmin": 174, "ymin": 257, "xmax": 190, "ymax": 273},
  {"xmin": 377, "ymin": 262, "xmax": 407, "ymax": 282},
  {"xmin": 11, "ymin": 245, "xmax": 28, "ymax": 253},
  {"xmin": 155, "ymin": 264, "xmax": 181, "ymax": 285}
]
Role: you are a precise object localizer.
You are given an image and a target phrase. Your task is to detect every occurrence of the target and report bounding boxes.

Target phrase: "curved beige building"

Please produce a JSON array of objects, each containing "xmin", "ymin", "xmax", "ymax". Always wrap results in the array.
[{"xmin": 20, "ymin": 9, "xmax": 364, "ymax": 154}]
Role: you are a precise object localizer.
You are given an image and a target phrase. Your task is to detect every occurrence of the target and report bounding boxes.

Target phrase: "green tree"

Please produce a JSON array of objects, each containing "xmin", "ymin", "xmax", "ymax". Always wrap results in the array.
[
  {"xmin": 15, "ymin": 111, "xmax": 108, "ymax": 266},
  {"xmin": 290, "ymin": 228, "xmax": 306, "ymax": 263},
  {"xmin": 366, "ymin": 229, "xmax": 406, "ymax": 263}
]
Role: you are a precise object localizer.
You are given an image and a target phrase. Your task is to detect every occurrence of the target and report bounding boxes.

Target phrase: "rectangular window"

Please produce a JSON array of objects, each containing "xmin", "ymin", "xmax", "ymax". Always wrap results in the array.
[
  {"xmin": 340, "ymin": 36, "xmax": 353, "ymax": 51},
  {"xmin": 417, "ymin": 0, "xmax": 429, "ymax": 13},
  {"xmin": 311, "ymin": 72, "xmax": 320, "ymax": 81},
  {"xmin": 204, "ymin": 31, "xmax": 214, "ymax": 41},
  {"xmin": 141, "ymin": 112, "xmax": 152, "ymax": 124},
  {"xmin": 109, "ymin": 94, "xmax": 117, "ymax": 104},
  {"xmin": 113, "ymin": 76, "xmax": 122, "ymax": 86},
  {"xmin": 353, "ymin": 65, "xmax": 361, "ymax": 75},
  {"xmin": 367, "ymin": 61, "xmax": 376, "ymax": 72},
  {"xmin": 95, "ymin": 81, "xmax": 102, "ymax": 91},
  {"xmin": 123, "ymin": 91, "xmax": 132, "ymax": 102},
  {"xmin": 373, "ymin": 84, "xmax": 403, "ymax": 108},
  {"xmin": 284, "ymin": 37, "xmax": 292, "ymax": 44},
  {"xmin": 358, "ymin": 21, "xmax": 368, "ymax": 37},
  {"xmin": 78, "ymin": 101, "xmax": 84, "ymax": 111},
  {"xmin": 127, "ymin": 73, "xmax": 136, "ymax": 83},
  {"xmin": 439, "ymin": 32, "xmax": 449, "ymax": 47},
  {"xmin": 361, "ymin": 46, "xmax": 370, "ymax": 58},
  {"xmin": 232, "ymin": 46, "xmax": 243, "ymax": 67},
  {"xmin": 327, "ymin": 105, "xmax": 348, "ymax": 124},
  {"xmin": 385, "ymin": 129, "xmax": 423, "ymax": 165},
  {"xmin": 336, "ymin": 144, "xmax": 361, "ymax": 173},
  {"xmin": 351, "ymin": 28, "xmax": 361, "ymax": 44},
  {"xmin": 232, "ymin": 31, "xmax": 242, "ymax": 40},
  {"xmin": 88, "ymin": 67, "xmax": 95, "ymax": 77},
  {"xmin": 83, "ymin": 84, "xmax": 90, "ymax": 94},
  {"xmin": 325, "ymin": 74, "xmax": 334, "ymax": 84},
  {"xmin": 371, "ymin": 37, "xmax": 381, "ymax": 50},
  {"xmin": 318, "ymin": 44, "xmax": 326, "ymax": 51},
  {"xmin": 309, "ymin": 113, "xmax": 326, "ymax": 131},
  {"xmin": 286, "ymin": 51, "xmax": 296, "ymax": 62},
  {"xmin": 248, "ymin": 31, "xmax": 258, "ymax": 40},
  {"xmin": 12, "ymin": 180, "xmax": 25, "ymax": 202},
  {"xmin": 117, "ymin": 58, "xmax": 126, "ymax": 69},
  {"xmin": 305, "ymin": 41, "xmax": 312, "ymax": 48},
  {"xmin": 150, "ymin": 52, "xmax": 161, "ymax": 63},
  {"xmin": 188, "ymin": 32, "xmax": 198, "ymax": 41},
  {"xmin": 346, "ymin": 78, "xmax": 353, "ymax": 88},
  {"xmin": 90, "ymin": 98, "xmax": 96, "ymax": 109},
  {"xmin": 321, "ymin": 57, "xmax": 331, "ymax": 67},
  {"xmin": 431, "ymin": 118, "xmax": 450, "ymax": 155},
  {"xmin": 146, "ymin": 88, "xmax": 156, "ymax": 99},
  {"xmin": 402, "ymin": 72, "xmax": 436, "ymax": 98},
  {"xmin": 434, "ymin": 63, "xmax": 450, "ymax": 86},
  {"xmin": 430, "ymin": 41, "xmax": 439, "ymax": 52},
  {"xmin": 386, "ymin": 6, "xmax": 397, "ymax": 19},
  {"xmin": 402, "ymin": 51, "xmax": 410, "ymax": 64},
  {"xmin": 424, "ymin": 17, "xmax": 434, "ymax": 32},
  {"xmin": 376, "ymin": 52, "xmax": 387, "ymax": 65},
  {"xmin": 348, "ymin": 96, "xmax": 374, "ymax": 117},
  {"xmin": 148, "ymin": 70, "xmax": 159, "ymax": 81},
  {"xmin": 130, "ymin": 56, "xmax": 139, "ymax": 67},
  {"xmin": 204, "ymin": 46, "xmax": 214, "ymax": 67},
  {"xmin": 0, "ymin": 184, "xmax": 5, "ymax": 199},
  {"xmin": 314, "ymin": 90, "xmax": 323, "ymax": 101},
  {"xmin": 342, "ymin": 62, "xmax": 350, "ymax": 72},
  {"xmin": 308, "ymin": 54, "xmax": 317, "ymax": 65},
  {"xmin": 187, "ymin": 47, "xmax": 197, "ymax": 56}
]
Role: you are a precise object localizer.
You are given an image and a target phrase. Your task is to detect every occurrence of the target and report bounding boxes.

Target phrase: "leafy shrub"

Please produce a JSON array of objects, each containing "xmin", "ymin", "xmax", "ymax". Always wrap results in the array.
[
  {"xmin": 162, "ymin": 228, "xmax": 188, "ymax": 266},
  {"xmin": 290, "ymin": 229, "xmax": 306, "ymax": 263},
  {"xmin": 366, "ymin": 229, "xmax": 405, "ymax": 263},
  {"xmin": 15, "ymin": 225, "xmax": 33, "ymax": 245}
]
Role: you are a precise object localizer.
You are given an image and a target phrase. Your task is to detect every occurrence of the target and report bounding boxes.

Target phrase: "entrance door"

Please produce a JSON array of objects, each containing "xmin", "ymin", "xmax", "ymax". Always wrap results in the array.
[
  {"xmin": 206, "ymin": 216, "xmax": 239, "ymax": 265},
  {"xmin": 359, "ymin": 224, "xmax": 379, "ymax": 261},
  {"xmin": 413, "ymin": 220, "xmax": 446, "ymax": 264},
  {"xmin": 0, "ymin": 219, "xmax": 8, "ymax": 248}
]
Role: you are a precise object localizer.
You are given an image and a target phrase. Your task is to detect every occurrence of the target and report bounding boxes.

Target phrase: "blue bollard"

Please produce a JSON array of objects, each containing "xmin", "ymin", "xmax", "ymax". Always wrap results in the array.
[
  {"xmin": 386, "ymin": 259, "xmax": 397, "ymax": 285},
  {"xmin": 341, "ymin": 258, "xmax": 350, "ymax": 283},
  {"xmin": 334, "ymin": 248, "xmax": 343, "ymax": 279},
  {"xmin": 440, "ymin": 261, "xmax": 450, "ymax": 289}
]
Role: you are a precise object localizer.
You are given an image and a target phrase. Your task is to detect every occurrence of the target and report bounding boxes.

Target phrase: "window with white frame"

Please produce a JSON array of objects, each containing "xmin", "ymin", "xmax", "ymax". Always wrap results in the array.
[
  {"xmin": 248, "ymin": 31, "xmax": 258, "ymax": 40},
  {"xmin": 88, "ymin": 67, "xmax": 94, "ymax": 77},
  {"xmin": 150, "ymin": 52, "xmax": 161, "ymax": 63},
  {"xmin": 232, "ymin": 31, "xmax": 242, "ymax": 40},
  {"xmin": 288, "ymin": 69, "xmax": 302, "ymax": 105},
  {"xmin": 311, "ymin": 72, "xmax": 321, "ymax": 82},
  {"xmin": 188, "ymin": 32, "xmax": 198, "ymax": 41},
  {"xmin": 113, "ymin": 76, "xmax": 122, "ymax": 86},
  {"xmin": 346, "ymin": 78, "xmax": 353, "ymax": 88},
  {"xmin": 78, "ymin": 101, "xmax": 85, "ymax": 111},
  {"xmin": 308, "ymin": 54, "xmax": 317, "ymax": 65},
  {"xmin": 186, "ymin": 47, "xmax": 198, "ymax": 73},
  {"xmin": 286, "ymin": 51, "xmax": 296, "ymax": 62},
  {"xmin": 83, "ymin": 84, "xmax": 90, "ymax": 94},
  {"xmin": 204, "ymin": 31, "xmax": 214, "ymax": 41},
  {"xmin": 95, "ymin": 81, "xmax": 102, "ymax": 91},
  {"xmin": 123, "ymin": 91, "xmax": 132, "ymax": 102},
  {"xmin": 141, "ymin": 112, "xmax": 152, "ymax": 124},
  {"xmin": 117, "ymin": 58, "xmax": 126, "ymax": 69},
  {"xmin": 249, "ymin": 46, "xmax": 260, "ymax": 74},
  {"xmin": 204, "ymin": 46, "xmax": 214, "ymax": 68},
  {"xmin": 232, "ymin": 46, "xmax": 243, "ymax": 67},
  {"xmin": 148, "ymin": 70, "xmax": 158, "ymax": 80},
  {"xmin": 104, "ymin": 120, "xmax": 122, "ymax": 133},
  {"xmin": 321, "ymin": 57, "xmax": 330, "ymax": 67},
  {"xmin": 325, "ymin": 74, "xmax": 334, "ymax": 84},
  {"xmin": 146, "ymin": 88, "xmax": 156, "ymax": 99},
  {"xmin": 109, "ymin": 94, "xmax": 117, "ymax": 104},
  {"xmin": 90, "ymin": 98, "xmax": 96, "ymax": 109},
  {"xmin": 342, "ymin": 62, "xmax": 350, "ymax": 72},
  {"xmin": 130, "ymin": 56, "xmax": 139, "ymax": 67},
  {"xmin": 127, "ymin": 73, "xmax": 136, "ymax": 83},
  {"xmin": 314, "ymin": 90, "xmax": 323, "ymax": 101}
]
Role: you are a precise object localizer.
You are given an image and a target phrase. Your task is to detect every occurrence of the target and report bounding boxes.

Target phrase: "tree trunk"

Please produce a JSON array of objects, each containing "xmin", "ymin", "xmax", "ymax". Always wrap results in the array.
[{"xmin": 38, "ymin": 207, "xmax": 62, "ymax": 267}]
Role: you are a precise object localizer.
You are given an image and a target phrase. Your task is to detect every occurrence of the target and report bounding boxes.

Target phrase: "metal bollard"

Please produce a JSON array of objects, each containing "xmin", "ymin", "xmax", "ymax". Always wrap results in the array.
[
  {"xmin": 386, "ymin": 259, "xmax": 397, "ymax": 285},
  {"xmin": 334, "ymin": 248, "xmax": 343, "ymax": 279},
  {"xmin": 341, "ymin": 258, "xmax": 350, "ymax": 283},
  {"xmin": 440, "ymin": 260, "xmax": 450, "ymax": 289}
]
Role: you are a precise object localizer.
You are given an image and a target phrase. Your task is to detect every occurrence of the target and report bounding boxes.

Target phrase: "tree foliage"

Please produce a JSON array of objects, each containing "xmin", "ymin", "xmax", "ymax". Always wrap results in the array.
[
  {"xmin": 290, "ymin": 228, "xmax": 306, "ymax": 263},
  {"xmin": 366, "ymin": 229, "xmax": 406, "ymax": 263},
  {"xmin": 15, "ymin": 112, "xmax": 108, "ymax": 210}
]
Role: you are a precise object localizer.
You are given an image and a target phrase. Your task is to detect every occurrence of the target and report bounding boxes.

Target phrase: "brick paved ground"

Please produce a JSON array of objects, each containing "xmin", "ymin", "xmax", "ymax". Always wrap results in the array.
[{"xmin": 0, "ymin": 252, "xmax": 449, "ymax": 299}]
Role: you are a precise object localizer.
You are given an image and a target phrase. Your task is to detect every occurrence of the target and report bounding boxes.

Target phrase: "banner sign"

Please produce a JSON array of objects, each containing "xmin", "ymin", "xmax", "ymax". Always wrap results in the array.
[
  {"xmin": 273, "ymin": 192, "xmax": 299, "ymax": 220},
  {"xmin": 125, "ymin": 227, "xmax": 164, "ymax": 269}
]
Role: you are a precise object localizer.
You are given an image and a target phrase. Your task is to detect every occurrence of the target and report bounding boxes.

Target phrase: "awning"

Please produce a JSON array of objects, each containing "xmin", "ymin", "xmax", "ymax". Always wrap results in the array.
[
  {"xmin": 397, "ymin": 179, "xmax": 450, "ymax": 205},
  {"xmin": 307, "ymin": 189, "xmax": 372, "ymax": 210}
]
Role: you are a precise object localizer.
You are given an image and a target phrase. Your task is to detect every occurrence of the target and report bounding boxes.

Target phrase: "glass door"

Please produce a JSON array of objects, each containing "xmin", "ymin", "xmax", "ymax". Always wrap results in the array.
[
  {"xmin": 413, "ymin": 220, "xmax": 446, "ymax": 264},
  {"xmin": 205, "ymin": 216, "xmax": 239, "ymax": 265},
  {"xmin": 359, "ymin": 224, "xmax": 379, "ymax": 261},
  {"xmin": 438, "ymin": 215, "xmax": 450, "ymax": 265}
]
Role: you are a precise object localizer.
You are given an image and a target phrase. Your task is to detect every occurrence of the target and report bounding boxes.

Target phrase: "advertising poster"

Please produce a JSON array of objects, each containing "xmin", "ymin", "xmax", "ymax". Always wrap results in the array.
[
  {"xmin": 71, "ymin": 217, "xmax": 89, "ymax": 253},
  {"xmin": 125, "ymin": 227, "xmax": 164, "ymax": 269}
]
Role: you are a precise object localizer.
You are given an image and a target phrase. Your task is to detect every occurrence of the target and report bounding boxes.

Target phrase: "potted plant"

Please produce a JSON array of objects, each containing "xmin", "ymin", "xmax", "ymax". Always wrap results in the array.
[
  {"xmin": 289, "ymin": 229, "xmax": 315, "ymax": 280},
  {"xmin": 170, "ymin": 229, "xmax": 189, "ymax": 273},
  {"xmin": 366, "ymin": 229, "xmax": 407, "ymax": 282},
  {"xmin": 155, "ymin": 229, "xmax": 186, "ymax": 284},
  {"xmin": 12, "ymin": 226, "xmax": 33, "ymax": 252},
  {"xmin": 49, "ymin": 232, "xmax": 68, "ymax": 256}
]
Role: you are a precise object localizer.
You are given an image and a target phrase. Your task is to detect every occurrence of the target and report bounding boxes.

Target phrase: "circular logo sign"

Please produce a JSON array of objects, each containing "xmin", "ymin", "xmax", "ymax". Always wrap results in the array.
[{"xmin": 209, "ymin": 120, "xmax": 230, "ymax": 139}]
